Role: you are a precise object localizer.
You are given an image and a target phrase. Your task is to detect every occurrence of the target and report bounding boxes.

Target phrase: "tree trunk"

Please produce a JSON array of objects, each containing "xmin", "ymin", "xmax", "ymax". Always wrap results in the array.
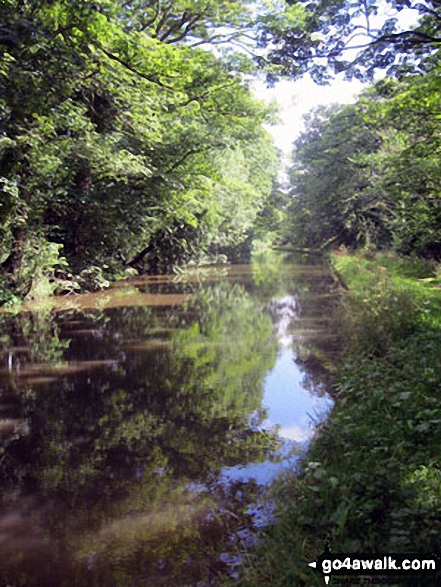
[
  {"xmin": 127, "ymin": 243, "xmax": 155, "ymax": 270},
  {"xmin": 1, "ymin": 225, "xmax": 29, "ymax": 294}
]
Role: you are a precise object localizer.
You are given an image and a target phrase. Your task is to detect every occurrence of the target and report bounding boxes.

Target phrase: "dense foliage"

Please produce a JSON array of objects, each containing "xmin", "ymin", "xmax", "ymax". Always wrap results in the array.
[
  {"xmin": 2, "ymin": 0, "xmax": 440, "ymax": 303},
  {"xmin": 260, "ymin": 0, "xmax": 441, "ymax": 82},
  {"xmin": 2, "ymin": 1, "xmax": 441, "ymax": 585},
  {"xmin": 0, "ymin": 0, "xmax": 280, "ymax": 302},
  {"xmin": 284, "ymin": 69, "xmax": 441, "ymax": 258},
  {"xmin": 237, "ymin": 251, "xmax": 441, "ymax": 586}
]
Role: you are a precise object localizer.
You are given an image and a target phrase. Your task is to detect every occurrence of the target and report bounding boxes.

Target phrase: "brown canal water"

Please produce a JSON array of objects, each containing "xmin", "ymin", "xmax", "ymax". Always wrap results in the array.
[{"xmin": 0, "ymin": 255, "xmax": 341, "ymax": 586}]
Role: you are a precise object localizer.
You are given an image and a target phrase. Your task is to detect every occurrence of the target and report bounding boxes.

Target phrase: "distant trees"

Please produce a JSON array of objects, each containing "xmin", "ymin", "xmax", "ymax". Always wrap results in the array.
[
  {"xmin": 253, "ymin": 0, "xmax": 441, "ymax": 258},
  {"xmin": 286, "ymin": 103, "xmax": 382, "ymax": 250},
  {"xmin": 2, "ymin": 0, "xmax": 440, "ymax": 302},
  {"xmin": 284, "ymin": 69, "xmax": 441, "ymax": 258}
]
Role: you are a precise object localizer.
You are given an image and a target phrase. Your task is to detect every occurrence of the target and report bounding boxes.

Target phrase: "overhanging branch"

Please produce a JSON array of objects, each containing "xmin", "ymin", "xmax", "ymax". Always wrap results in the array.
[{"xmin": 98, "ymin": 46, "xmax": 173, "ymax": 89}]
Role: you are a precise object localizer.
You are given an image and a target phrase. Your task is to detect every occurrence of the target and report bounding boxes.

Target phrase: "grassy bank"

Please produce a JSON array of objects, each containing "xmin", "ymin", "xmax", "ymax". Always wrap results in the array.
[{"xmin": 233, "ymin": 251, "xmax": 441, "ymax": 586}]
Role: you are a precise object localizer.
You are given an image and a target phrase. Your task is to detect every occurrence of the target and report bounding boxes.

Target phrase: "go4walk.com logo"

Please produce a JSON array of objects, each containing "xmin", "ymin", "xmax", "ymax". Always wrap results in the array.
[{"xmin": 308, "ymin": 548, "xmax": 440, "ymax": 585}]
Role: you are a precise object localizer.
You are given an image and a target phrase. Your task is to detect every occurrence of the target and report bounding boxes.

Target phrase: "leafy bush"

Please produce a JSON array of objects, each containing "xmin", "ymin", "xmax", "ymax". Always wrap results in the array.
[
  {"xmin": 77, "ymin": 265, "xmax": 110, "ymax": 292},
  {"xmin": 0, "ymin": 275, "xmax": 21, "ymax": 307},
  {"xmin": 21, "ymin": 237, "xmax": 79, "ymax": 300},
  {"xmin": 336, "ymin": 252, "xmax": 426, "ymax": 355},
  {"xmin": 341, "ymin": 283, "xmax": 421, "ymax": 355}
]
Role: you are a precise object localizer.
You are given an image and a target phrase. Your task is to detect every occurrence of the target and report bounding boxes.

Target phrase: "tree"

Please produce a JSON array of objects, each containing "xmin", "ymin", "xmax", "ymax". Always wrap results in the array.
[
  {"xmin": 257, "ymin": 0, "xmax": 441, "ymax": 83},
  {"xmin": 357, "ymin": 72, "xmax": 441, "ymax": 257},
  {"xmin": 284, "ymin": 69, "xmax": 441, "ymax": 258},
  {"xmin": 0, "ymin": 0, "xmax": 279, "ymax": 299},
  {"xmin": 285, "ymin": 103, "xmax": 385, "ymax": 249},
  {"xmin": 117, "ymin": 0, "xmax": 258, "ymax": 47}
]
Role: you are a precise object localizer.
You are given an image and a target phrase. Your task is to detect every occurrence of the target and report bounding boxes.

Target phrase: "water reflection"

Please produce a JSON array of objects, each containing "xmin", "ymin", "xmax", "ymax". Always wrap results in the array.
[
  {"xmin": 220, "ymin": 288, "xmax": 334, "ymax": 486},
  {"xmin": 265, "ymin": 293, "xmax": 333, "ymax": 443},
  {"xmin": 0, "ymin": 256, "xmax": 340, "ymax": 585}
]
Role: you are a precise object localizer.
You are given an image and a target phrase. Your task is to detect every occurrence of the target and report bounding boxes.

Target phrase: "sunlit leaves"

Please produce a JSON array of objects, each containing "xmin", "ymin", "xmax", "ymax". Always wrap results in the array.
[
  {"xmin": 259, "ymin": 0, "xmax": 441, "ymax": 82},
  {"xmin": 0, "ymin": 0, "xmax": 278, "ymax": 292},
  {"xmin": 357, "ymin": 71, "xmax": 441, "ymax": 256},
  {"xmin": 286, "ymin": 103, "xmax": 383, "ymax": 249},
  {"xmin": 285, "ymin": 68, "xmax": 441, "ymax": 258}
]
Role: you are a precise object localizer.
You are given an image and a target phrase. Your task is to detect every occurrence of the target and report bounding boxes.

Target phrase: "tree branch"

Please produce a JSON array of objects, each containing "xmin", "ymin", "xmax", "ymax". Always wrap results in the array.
[
  {"xmin": 189, "ymin": 30, "xmax": 256, "ymax": 48},
  {"xmin": 158, "ymin": 141, "xmax": 227, "ymax": 175},
  {"xmin": 98, "ymin": 46, "xmax": 172, "ymax": 89},
  {"xmin": 158, "ymin": 11, "xmax": 191, "ymax": 42},
  {"xmin": 139, "ymin": 0, "xmax": 161, "ymax": 32},
  {"xmin": 340, "ymin": 29, "xmax": 441, "ymax": 54},
  {"xmin": 162, "ymin": 148, "xmax": 206, "ymax": 174},
  {"xmin": 166, "ymin": 16, "xmax": 204, "ymax": 44},
  {"xmin": 416, "ymin": 4, "xmax": 441, "ymax": 22},
  {"xmin": 172, "ymin": 80, "xmax": 237, "ymax": 110},
  {"xmin": 154, "ymin": 4, "xmax": 173, "ymax": 37}
]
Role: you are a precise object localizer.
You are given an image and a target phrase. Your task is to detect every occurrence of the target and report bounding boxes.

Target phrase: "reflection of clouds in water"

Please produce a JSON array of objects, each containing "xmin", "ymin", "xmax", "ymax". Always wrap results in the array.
[
  {"xmin": 278, "ymin": 393, "xmax": 333, "ymax": 442},
  {"xmin": 270, "ymin": 295, "xmax": 298, "ymax": 348},
  {"xmin": 220, "ymin": 443, "xmax": 300, "ymax": 485},
  {"xmin": 221, "ymin": 460, "xmax": 294, "ymax": 485},
  {"xmin": 262, "ymin": 348, "xmax": 315, "ymax": 431},
  {"xmin": 278, "ymin": 333, "xmax": 293, "ymax": 348},
  {"xmin": 221, "ymin": 293, "xmax": 334, "ymax": 485},
  {"xmin": 278, "ymin": 424, "xmax": 312, "ymax": 443}
]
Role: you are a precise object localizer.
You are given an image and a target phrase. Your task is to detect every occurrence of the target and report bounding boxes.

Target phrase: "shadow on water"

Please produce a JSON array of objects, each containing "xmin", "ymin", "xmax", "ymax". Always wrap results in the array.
[{"xmin": 0, "ymin": 254, "xmax": 341, "ymax": 586}]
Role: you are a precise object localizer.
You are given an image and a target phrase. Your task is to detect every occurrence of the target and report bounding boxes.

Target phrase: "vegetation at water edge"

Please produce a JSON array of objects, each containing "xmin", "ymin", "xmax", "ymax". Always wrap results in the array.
[{"xmin": 232, "ymin": 250, "xmax": 441, "ymax": 586}]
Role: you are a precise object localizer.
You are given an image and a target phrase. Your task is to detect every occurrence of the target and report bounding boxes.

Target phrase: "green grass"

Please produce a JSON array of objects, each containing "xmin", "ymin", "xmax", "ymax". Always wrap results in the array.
[{"xmin": 229, "ymin": 250, "xmax": 441, "ymax": 587}]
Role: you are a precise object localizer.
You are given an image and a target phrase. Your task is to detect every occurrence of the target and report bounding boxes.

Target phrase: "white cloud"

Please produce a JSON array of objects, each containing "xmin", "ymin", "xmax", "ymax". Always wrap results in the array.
[{"xmin": 253, "ymin": 74, "xmax": 365, "ymax": 156}]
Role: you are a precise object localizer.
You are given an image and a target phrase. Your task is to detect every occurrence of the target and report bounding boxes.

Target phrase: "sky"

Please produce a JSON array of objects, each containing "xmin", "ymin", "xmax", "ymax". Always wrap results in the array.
[
  {"xmin": 252, "ymin": 2, "xmax": 420, "ymax": 164},
  {"xmin": 251, "ymin": 73, "xmax": 366, "ymax": 186},
  {"xmin": 253, "ymin": 74, "xmax": 366, "ymax": 156}
]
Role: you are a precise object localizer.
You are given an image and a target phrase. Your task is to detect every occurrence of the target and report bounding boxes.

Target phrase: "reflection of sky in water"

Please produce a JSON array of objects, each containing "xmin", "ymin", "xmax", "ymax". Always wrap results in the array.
[
  {"xmin": 221, "ymin": 295, "xmax": 334, "ymax": 485},
  {"xmin": 262, "ymin": 347, "xmax": 333, "ymax": 442}
]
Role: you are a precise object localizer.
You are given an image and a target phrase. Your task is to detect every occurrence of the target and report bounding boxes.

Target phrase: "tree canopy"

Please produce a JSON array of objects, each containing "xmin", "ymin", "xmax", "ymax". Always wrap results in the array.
[
  {"xmin": 2, "ymin": 0, "xmax": 441, "ymax": 303},
  {"xmin": 0, "ymin": 0, "xmax": 279, "ymax": 302},
  {"xmin": 259, "ymin": 0, "xmax": 441, "ymax": 82},
  {"xmin": 283, "ymin": 67, "xmax": 441, "ymax": 257}
]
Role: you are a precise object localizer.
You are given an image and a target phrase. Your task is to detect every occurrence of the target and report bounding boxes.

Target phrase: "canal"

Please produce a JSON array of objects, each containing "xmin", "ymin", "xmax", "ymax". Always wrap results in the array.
[{"xmin": 0, "ymin": 254, "xmax": 340, "ymax": 586}]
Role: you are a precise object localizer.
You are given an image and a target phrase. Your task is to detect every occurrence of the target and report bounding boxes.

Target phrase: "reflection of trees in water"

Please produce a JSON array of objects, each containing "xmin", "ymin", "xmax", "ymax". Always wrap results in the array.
[
  {"xmin": 0, "ymin": 281, "xmax": 278, "ymax": 586},
  {"xmin": 0, "ymin": 309, "xmax": 69, "ymax": 370},
  {"xmin": 174, "ymin": 283, "xmax": 276, "ymax": 419},
  {"xmin": 260, "ymin": 255, "xmax": 341, "ymax": 397}
]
